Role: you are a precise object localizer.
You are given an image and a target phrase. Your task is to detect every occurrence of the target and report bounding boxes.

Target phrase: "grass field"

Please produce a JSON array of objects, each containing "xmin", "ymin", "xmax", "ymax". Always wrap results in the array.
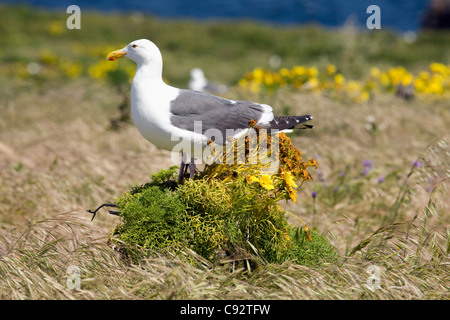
[{"xmin": 0, "ymin": 5, "xmax": 449, "ymax": 300}]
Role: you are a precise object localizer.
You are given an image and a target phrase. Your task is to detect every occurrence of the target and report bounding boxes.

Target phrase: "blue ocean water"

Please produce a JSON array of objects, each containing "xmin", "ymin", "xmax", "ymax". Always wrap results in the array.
[{"xmin": 1, "ymin": 0, "xmax": 432, "ymax": 32}]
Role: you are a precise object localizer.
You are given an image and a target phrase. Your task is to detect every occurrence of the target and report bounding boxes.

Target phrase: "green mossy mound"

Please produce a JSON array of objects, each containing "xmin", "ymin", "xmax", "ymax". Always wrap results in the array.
[{"xmin": 111, "ymin": 166, "xmax": 339, "ymax": 268}]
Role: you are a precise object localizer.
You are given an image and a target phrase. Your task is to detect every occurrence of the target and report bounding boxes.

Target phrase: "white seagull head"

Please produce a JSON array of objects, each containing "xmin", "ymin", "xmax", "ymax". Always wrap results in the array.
[{"xmin": 107, "ymin": 39, "xmax": 162, "ymax": 68}]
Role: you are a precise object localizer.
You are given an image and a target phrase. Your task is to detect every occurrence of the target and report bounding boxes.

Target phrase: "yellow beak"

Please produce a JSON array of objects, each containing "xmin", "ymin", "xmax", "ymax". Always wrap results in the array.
[{"xmin": 106, "ymin": 49, "xmax": 126, "ymax": 61}]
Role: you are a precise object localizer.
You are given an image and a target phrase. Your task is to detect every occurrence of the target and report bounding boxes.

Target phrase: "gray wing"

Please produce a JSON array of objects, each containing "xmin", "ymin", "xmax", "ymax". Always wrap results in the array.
[{"xmin": 170, "ymin": 90, "xmax": 266, "ymax": 142}]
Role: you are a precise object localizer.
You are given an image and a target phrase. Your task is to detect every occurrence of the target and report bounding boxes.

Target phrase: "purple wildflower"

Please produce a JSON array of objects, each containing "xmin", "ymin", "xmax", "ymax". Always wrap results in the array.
[
  {"xmin": 412, "ymin": 160, "xmax": 422, "ymax": 168},
  {"xmin": 312, "ymin": 191, "xmax": 318, "ymax": 199},
  {"xmin": 363, "ymin": 160, "xmax": 374, "ymax": 169},
  {"xmin": 377, "ymin": 176, "xmax": 385, "ymax": 184},
  {"xmin": 362, "ymin": 160, "xmax": 374, "ymax": 176}
]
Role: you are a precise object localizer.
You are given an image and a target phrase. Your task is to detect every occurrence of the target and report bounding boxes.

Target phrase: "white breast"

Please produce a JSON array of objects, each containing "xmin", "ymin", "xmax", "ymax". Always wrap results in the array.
[{"xmin": 130, "ymin": 77, "xmax": 207, "ymax": 157}]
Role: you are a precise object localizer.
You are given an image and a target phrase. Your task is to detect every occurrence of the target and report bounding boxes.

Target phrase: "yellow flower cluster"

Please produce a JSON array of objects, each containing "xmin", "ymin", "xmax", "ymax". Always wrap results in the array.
[
  {"xmin": 3, "ymin": 43, "xmax": 135, "ymax": 88},
  {"xmin": 87, "ymin": 61, "xmax": 117, "ymax": 79},
  {"xmin": 47, "ymin": 21, "xmax": 64, "ymax": 36},
  {"xmin": 239, "ymin": 65, "xmax": 325, "ymax": 93},
  {"xmin": 203, "ymin": 124, "xmax": 317, "ymax": 205},
  {"xmin": 86, "ymin": 45, "xmax": 136, "ymax": 82},
  {"xmin": 87, "ymin": 61, "xmax": 135, "ymax": 82},
  {"xmin": 59, "ymin": 59, "xmax": 83, "ymax": 79},
  {"xmin": 34, "ymin": 51, "xmax": 82, "ymax": 79},
  {"xmin": 243, "ymin": 158, "xmax": 316, "ymax": 205},
  {"xmin": 374, "ymin": 62, "xmax": 450, "ymax": 96},
  {"xmin": 245, "ymin": 169, "xmax": 302, "ymax": 204},
  {"xmin": 200, "ymin": 124, "xmax": 317, "ymax": 241},
  {"xmin": 239, "ymin": 62, "xmax": 450, "ymax": 101},
  {"xmin": 243, "ymin": 132, "xmax": 317, "ymax": 204}
]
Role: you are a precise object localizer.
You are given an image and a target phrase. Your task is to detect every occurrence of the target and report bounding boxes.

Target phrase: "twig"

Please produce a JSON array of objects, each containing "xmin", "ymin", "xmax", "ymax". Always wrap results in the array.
[{"xmin": 87, "ymin": 203, "xmax": 120, "ymax": 221}]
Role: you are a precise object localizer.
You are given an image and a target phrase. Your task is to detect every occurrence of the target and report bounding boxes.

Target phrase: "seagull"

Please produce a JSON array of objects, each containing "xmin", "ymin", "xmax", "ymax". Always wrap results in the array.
[
  {"xmin": 189, "ymin": 67, "xmax": 228, "ymax": 94},
  {"xmin": 107, "ymin": 39, "xmax": 313, "ymax": 184}
]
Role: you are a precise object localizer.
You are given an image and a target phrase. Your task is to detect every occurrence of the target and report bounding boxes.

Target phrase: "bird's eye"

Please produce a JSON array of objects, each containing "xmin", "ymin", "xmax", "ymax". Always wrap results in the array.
[{"xmin": 131, "ymin": 44, "xmax": 138, "ymax": 48}]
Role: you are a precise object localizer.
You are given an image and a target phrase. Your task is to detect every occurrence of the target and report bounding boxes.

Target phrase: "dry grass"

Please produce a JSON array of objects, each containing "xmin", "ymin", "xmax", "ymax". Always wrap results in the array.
[
  {"xmin": 0, "ymin": 76, "xmax": 448, "ymax": 299},
  {"xmin": 0, "ymin": 214, "xmax": 447, "ymax": 300}
]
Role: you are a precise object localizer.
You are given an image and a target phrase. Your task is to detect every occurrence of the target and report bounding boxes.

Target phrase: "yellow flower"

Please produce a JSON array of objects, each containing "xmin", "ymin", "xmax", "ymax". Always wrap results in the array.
[
  {"xmin": 259, "ymin": 174, "xmax": 274, "ymax": 190},
  {"xmin": 301, "ymin": 168, "xmax": 313, "ymax": 180},
  {"xmin": 263, "ymin": 73, "xmax": 274, "ymax": 86},
  {"xmin": 379, "ymin": 73, "xmax": 389, "ymax": 86},
  {"xmin": 281, "ymin": 171, "xmax": 298, "ymax": 189},
  {"xmin": 307, "ymin": 158, "xmax": 318, "ymax": 169},
  {"xmin": 273, "ymin": 73, "xmax": 284, "ymax": 85},
  {"xmin": 346, "ymin": 80, "xmax": 361, "ymax": 91},
  {"xmin": 414, "ymin": 78, "xmax": 426, "ymax": 93},
  {"xmin": 245, "ymin": 175, "xmax": 256, "ymax": 184},
  {"xmin": 326, "ymin": 64, "xmax": 337, "ymax": 75},
  {"xmin": 246, "ymin": 175, "xmax": 261, "ymax": 185},
  {"xmin": 359, "ymin": 91, "xmax": 370, "ymax": 102},
  {"xmin": 252, "ymin": 68, "xmax": 264, "ymax": 81},
  {"xmin": 430, "ymin": 62, "xmax": 447, "ymax": 76},
  {"xmin": 59, "ymin": 59, "xmax": 82, "ymax": 79},
  {"xmin": 249, "ymin": 82, "xmax": 261, "ymax": 93},
  {"xmin": 308, "ymin": 66, "xmax": 319, "ymax": 78},
  {"xmin": 238, "ymin": 78, "xmax": 248, "ymax": 87},
  {"xmin": 40, "ymin": 51, "xmax": 57, "ymax": 65},
  {"xmin": 304, "ymin": 227, "xmax": 312, "ymax": 242},
  {"xmin": 88, "ymin": 61, "xmax": 116, "ymax": 80},
  {"xmin": 287, "ymin": 186, "xmax": 297, "ymax": 203},
  {"xmin": 334, "ymin": 73, "xmax": 345, "ymax": 86},
  {"xmin": 419, "ymin": 71, "xmax": 430, "ymax": 81},
  {"xmin": 386, "ymin": 66, "xmax": 410, "ymax": 86},
  {"xmin": 48, "ymin": 21, "xmax": 64, "ymax": 36},
  {"xmin": 285, "ymin": 232, "xmax": 292, "ymax": 242},
  {"xmin": 370, "ymin": 67, "xmax": 381, "ymax": 78},
  {"xmin": 304, "ymin": 78, "xmax": 320, "ymax": 90},
  {"xmin": 401, "ymin": 74, "xmax": 413, "ymax": 86},
  {"xmin": 425, "ymin": 77, "xmax": 444, "ymax": 94},
  {"xmin": 280, "ymin": 68, "xmax": 291, "ymax": 78},
  {"xmin": 305, "ymin": 77, "xmax": 320, "ymax": 90},
  {"xmin": 293, "ymin": 65, "xmax": 307, "ymax": 76}
]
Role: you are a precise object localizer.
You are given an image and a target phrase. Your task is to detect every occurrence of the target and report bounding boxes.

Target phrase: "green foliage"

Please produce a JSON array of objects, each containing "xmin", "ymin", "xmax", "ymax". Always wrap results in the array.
[
  {"xmin": 113, "ymin": 186, "xmax": 187, "ymax": 253},
  {"xmin": 149, "ymin": 165, "xmax": 179, "ymax": 184},
  {"xmin": 288, "ymin": 227, "xmax": 339, "ymax": 267},
  {"xmin": 112, "ymin": 167, "xmax": 338, "ymax": 267}
]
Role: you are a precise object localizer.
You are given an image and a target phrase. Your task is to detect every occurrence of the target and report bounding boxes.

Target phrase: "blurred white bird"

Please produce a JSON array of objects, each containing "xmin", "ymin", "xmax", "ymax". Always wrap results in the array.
[{"xmin": 189, "ymin": 68, "xmax": 228, "ymax": 94}]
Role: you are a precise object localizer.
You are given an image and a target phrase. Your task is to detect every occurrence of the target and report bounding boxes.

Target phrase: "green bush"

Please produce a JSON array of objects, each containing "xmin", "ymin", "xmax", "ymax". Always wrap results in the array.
[{"xmin": 112, "ymin": 164, "xmax": 339, "ymax": 268}]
